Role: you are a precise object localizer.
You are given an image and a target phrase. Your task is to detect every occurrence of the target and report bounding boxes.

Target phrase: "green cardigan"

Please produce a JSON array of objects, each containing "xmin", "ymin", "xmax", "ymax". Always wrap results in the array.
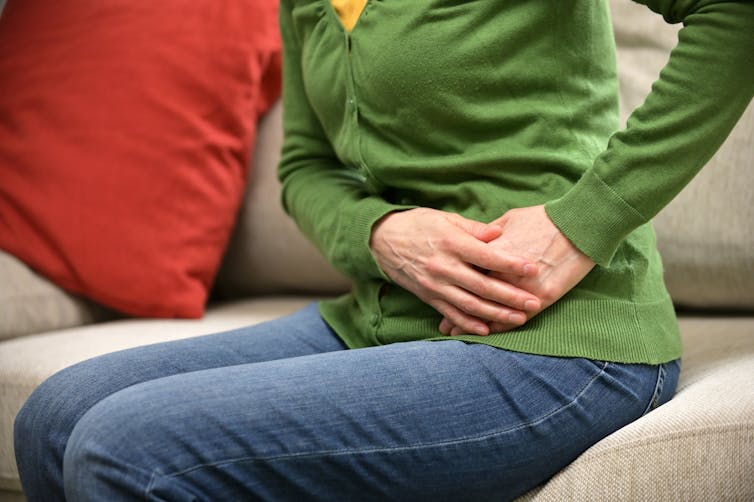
[{"xmin": 278, "ymin": 0, "xmax": 754, "ymax": 363}]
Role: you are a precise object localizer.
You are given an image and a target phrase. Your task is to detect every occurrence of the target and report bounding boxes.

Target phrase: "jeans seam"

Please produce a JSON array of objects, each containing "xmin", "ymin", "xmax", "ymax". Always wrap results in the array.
[
  {"xmin": 74, "ymin": 449, "xmax": 159, "ymax": 500},
  {"xmin": 159, "ymin": 361, "xmax": 611, "ymax": 481},
  {"xmin": 642, "ymin": 363, "xmax": 666, "ymax": 416}
]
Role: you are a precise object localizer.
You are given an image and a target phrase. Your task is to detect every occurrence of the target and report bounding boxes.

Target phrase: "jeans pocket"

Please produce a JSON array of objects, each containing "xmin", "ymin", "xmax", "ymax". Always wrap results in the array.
[{"xmin": 641, "ymin": 359, "xmax": 681, "ymax": 416}]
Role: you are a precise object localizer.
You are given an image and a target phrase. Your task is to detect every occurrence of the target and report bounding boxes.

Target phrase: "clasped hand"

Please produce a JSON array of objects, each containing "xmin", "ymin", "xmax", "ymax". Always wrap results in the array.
[{"xmin": 369, "ymin": 205, "xmax": 595, "ymax": 336}]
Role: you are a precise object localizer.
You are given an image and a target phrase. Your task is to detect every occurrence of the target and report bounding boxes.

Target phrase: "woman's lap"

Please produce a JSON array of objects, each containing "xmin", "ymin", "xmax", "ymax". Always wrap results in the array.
[
  {"xmin": 15, "ymin": 303, "xmax": 679, "ymax": 501},
  {"xmin": 14, "ymin": 303, "xmax": 346, "ymax": 501}
]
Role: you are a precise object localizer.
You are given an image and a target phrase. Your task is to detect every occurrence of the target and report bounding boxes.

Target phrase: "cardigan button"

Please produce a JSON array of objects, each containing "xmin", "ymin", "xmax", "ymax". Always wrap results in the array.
[{"xmin": 369, "ymin": 314, "xmax": 380, "ymax": 326}]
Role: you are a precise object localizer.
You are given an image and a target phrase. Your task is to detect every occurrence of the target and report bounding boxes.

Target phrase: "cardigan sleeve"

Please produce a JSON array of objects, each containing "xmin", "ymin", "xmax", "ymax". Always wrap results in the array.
[
  {"xmin": 544, "ymin": 0, "xmax": 754, "ymax": 266},
  {"xmin": 277, "ymin": 0, "xmax": 413, "ymax": 281}
]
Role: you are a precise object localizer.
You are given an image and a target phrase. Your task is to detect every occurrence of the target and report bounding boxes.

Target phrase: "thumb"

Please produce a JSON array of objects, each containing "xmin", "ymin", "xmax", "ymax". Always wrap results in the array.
[
  {"xmin": 474, "ymin": 224, "xmax": 502, "ymax": 243},
  {"xmin": 447, "ymin": 215, "xmax": 502, "ymax": 242}
]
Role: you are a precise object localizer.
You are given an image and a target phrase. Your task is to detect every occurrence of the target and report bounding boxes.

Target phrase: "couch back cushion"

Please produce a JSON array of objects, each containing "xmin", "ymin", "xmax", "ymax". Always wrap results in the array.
[
  {"xmin": 0, "ymin": 250, "xmax": 121, "ymax": 341},
  {"xmin": 653, "ymin": 107, "xmax": 754, "ymax": 310},
  {"xmin": 213, "ymin": 103, "xmax": 352, "ymax": 298}
]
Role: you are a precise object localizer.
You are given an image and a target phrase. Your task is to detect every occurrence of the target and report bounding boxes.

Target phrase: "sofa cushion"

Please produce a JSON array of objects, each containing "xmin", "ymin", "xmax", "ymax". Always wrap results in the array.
[
  {"xmin": 611, "ymin": 0, "xmax": 754, "ymax": 310},
  {"xmin": 1, "ymin": 306, "xmax": 752, "ymax": 498},
  {"xmin": 213, "ymin": 102, "xmax": 352, "ymax": 298},
  {"xmin": 0, "ymin": 251, "xmax": 118, "ymax": 342},
  {"xmin": 0, "ymin": 0, "xmax": 281, "ymax": 319}
]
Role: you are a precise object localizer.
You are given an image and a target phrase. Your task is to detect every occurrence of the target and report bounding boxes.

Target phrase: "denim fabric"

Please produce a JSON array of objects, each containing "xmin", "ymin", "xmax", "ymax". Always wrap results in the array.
[{"xmin": 15, "ymin": 303, "xmax": 680, "ymax": 501}]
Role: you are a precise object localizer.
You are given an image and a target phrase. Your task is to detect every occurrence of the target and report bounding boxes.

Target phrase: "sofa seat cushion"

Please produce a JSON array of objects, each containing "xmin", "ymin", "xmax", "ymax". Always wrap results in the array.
[
  {"xmin": 518, "ymin": 316, "xmax": 754, "ymax": 501},
  {"xmin": 1, "ymin": 311, "xmax": 752, "ymax": 498}
]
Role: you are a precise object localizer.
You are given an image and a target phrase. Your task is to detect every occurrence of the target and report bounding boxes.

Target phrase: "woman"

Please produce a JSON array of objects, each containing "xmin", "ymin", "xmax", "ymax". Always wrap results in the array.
[{"xmin": 15, "ymin": 0, "xmax": 753, "ymax": 500}]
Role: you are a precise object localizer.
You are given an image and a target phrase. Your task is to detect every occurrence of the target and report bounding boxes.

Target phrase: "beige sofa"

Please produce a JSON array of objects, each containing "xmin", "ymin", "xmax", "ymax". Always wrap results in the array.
[{"xmin": 1, "ymin": 2, "xmax": 752, "ymax": 500}]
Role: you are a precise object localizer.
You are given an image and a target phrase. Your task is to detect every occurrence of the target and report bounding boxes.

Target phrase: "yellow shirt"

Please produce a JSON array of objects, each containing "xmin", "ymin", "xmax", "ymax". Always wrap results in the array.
[{"xmin": 330, "ymin": 0, "xmax": 367, "ymax": 31}]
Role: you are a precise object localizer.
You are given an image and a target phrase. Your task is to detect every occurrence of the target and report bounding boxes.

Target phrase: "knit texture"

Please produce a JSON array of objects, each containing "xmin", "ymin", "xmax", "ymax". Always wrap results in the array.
[{"xmin": 278, "ymin": 0, "xmax": 754, "ymax": 364}]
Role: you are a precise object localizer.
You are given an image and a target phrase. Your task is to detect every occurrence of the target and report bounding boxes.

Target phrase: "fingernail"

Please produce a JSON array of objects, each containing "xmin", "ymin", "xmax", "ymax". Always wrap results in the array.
[
  {"xmin": 524, "ymin": 300, "xmax": 540, "ymax": 311},
  {"xmin": 523, "ymin": 264, "xmax": 537, "ymax": 275},
  {"xmin": 508, "ymin": 313, "xmax": 526, "ymax": 324}
]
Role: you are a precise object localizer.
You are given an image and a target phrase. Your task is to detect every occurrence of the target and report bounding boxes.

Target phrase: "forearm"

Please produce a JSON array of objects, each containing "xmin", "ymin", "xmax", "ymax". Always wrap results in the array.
[
  {"xmin": 279, "ymin": 161, "xmax": 411, "ymax": 280},
  {"xmin": 546, "ymin": 0, "xmax": 754, "ymax": 266},
  {"xmin": 277, "ymin": 0, "xmax": 412, "ymax": 281}
]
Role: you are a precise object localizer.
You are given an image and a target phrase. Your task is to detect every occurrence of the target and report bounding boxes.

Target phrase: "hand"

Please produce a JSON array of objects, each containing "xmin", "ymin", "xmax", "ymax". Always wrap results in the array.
[
  {"xmin": 370, "ymin": 208, "xmax": 542, "ymax": 336},
  {"xmin": 439, "ymin": 205, "xmax": 595, "ymax": 336}
]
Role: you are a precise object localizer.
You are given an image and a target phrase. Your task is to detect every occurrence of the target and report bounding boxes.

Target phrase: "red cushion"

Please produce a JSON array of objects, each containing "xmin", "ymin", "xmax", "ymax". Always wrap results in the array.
[{"xmin": 0, "ymin": 1, "xmax": 281, "ymax": 318}]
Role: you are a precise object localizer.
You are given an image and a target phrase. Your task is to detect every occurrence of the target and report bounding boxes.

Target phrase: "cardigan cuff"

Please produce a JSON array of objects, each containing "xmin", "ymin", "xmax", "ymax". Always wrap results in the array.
[
  {"xmin": 544, "ymin": 169, "xmax": 646, "ymax": 267},
  {"xmin": 339, "ymin": 197, "xmax": 416, "ymax": 282}
]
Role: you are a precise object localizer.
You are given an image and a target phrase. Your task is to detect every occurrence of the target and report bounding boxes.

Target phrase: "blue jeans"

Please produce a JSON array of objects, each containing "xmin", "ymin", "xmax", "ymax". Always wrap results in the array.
[{"xmin": 15, "ymin": 303, "xmax": 680, "ymax": 501}]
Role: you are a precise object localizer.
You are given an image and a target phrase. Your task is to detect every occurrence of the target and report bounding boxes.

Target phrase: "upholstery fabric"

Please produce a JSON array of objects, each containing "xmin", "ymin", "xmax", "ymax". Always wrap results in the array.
[
  {"xmin": 0, "ymin": 251, "xmax": 117, "ymax": 341},
  {"xmin": 653, "ymin": 104, "xmax": 754, "ymax": 310},
  {"xmin": 0, "ymin": 297, "xmax": 314, "ymax": 491},
  {"xmin": 213, "ymin": 103, "xmax": 352, "ymax": 298},
  {"xmin": 0, "ymin": 0, "xmax": 281, "ymax": 319},
  {"xmin": 0, "ymin": 491, "xmax": 22, "ymax": 502}
]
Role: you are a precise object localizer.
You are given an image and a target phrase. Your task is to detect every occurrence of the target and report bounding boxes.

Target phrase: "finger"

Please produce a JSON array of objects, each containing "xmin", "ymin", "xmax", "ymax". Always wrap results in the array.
[
  {"xmin": 487, "ymin": 322, "xmax": 511, "ymax": 333},
  {"xmin": 424, "ymin": 257, "xmax": 540, "ymax": 311},
  {"xmin": 449, "ymin": 266, "xmax": 542, "ymax": 312},
  {"xmin": 432, "ymin": 299, "xmax": 490, "ymax": 336},
  {"xmin": 446, "ymin": 214, "xmax": 502, "ymax": 243},
  {"xmin": 452, "ymin": 233, "xmax": 536, "ymax": 277},
  {"xmin": 445, "ymin": 319, "xmax": 517, "ymax": 337},
  {"xmin": 439, "ymin": 317, "xmax": 453, "ymax": 335},
  {"xmin": 448, "ymin": 320, "xmax": 516, "ymax": 336},
  {"xmin": 441, "ymin": 285, "xmax": 530, "ymax": 326}
]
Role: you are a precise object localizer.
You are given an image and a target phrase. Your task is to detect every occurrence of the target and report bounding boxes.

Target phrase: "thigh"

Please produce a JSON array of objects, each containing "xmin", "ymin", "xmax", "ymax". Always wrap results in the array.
[
  {"xmin": 23, "ymin": 302, "xmax": 343, "ymax": 416},
  {"xmin": 14, "ymin": 302, "xmax": 345, "ymax": 500},
  {"xmin": 63, "ymin": 340, "xmax": 673, "ymax": 501}
]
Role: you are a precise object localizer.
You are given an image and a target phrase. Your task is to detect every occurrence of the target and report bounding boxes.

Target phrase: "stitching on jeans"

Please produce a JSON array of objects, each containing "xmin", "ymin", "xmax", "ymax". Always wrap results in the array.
[
  {"xmin": 641, "ymin": 363, "xmax": 666, "ymax": 416},
  {"xmin": 76, "ymin": 450, "xmax": 159, "ymax": 499},
  {"xmin": 161, "ymin": 361, "xmax": 611, "ymax": 480}
]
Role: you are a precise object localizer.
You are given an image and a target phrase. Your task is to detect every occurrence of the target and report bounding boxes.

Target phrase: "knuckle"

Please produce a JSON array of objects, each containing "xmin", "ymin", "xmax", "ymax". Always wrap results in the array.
[
  {"xmin": 447, "ymin": 311, "xmax": 467, "ymax": 327},
  {"xmin": 459, "ymin": 299, "xmax": 478, "ymax": 315},
  {"xmin": 437, "ymin": 235, "xmax": 456, "ymax": 251},
  {"xmin": 415, "ymin": 274, "xmax": 436, "ymax": 292},
  {"xmin": 479, "ymin": 249, "xmax": 496, "ymax": 266},
  {"xmin": 424, "ymin": 258, "xmax": 445, "ymax": 276},
  {"xmin": 539, "ymin": 285, "xmax": 559, "ymax": 303},
  {"xmin": 495, "ymin": 309, "xmax": 513, "ymax": 323},
  {"xmin": 471, "ymin": 276, "xmax": 490, "ymax": 297}
]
